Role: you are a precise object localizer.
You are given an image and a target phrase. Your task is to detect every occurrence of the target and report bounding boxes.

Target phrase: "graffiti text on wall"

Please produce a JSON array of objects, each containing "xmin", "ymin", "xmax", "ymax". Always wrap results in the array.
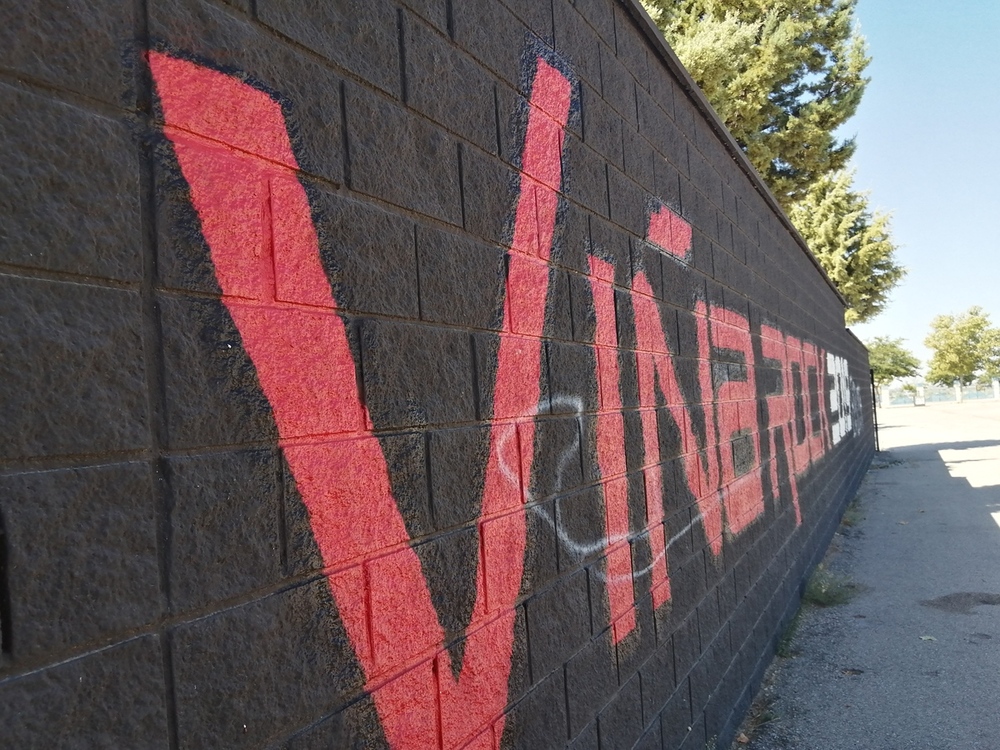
[{"xmin": 150, "ymin": 47, "xmax": 861, "ymax": 749}]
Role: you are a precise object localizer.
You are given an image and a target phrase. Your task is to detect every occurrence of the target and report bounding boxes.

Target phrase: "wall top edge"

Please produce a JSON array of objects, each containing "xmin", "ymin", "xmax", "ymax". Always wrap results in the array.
[
  {"xmin": 845, "ymin": 327, "xmax": 869, "ymax": 352},
  {"xmin": 620, "ymin": 0, "xmax": 849, "ymax": 311}
]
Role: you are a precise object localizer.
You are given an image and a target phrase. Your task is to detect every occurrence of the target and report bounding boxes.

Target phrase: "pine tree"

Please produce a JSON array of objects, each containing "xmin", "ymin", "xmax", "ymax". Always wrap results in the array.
[
  {"xmin": 642, "ymin": 0, "xmax": 870, "ymax": 207},
  {"xmin": 789, "ymin": 171, "xmax": 903, "ymax": 323},
  {"xmin": 642, "ymin": 0, "xmax": 904, "ymax": 323}
]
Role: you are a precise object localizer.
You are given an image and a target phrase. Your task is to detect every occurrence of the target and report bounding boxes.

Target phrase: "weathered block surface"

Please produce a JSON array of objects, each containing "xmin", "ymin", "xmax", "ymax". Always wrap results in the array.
[{"xmin": 0, "ymin": 1, "xmax": 873, "ymax": 748}]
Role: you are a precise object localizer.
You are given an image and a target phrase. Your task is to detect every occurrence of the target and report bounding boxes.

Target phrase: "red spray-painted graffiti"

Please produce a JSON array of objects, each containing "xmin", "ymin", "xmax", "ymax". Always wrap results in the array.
[
  {"xmin": 151, "ymin": 49, "xmax": 571, "ymax": 749},
  {"xmin": 151, "ymin": 46, "xmax": 860, "ymax": 748},
  {"xmin": 646, "ymin": 202, "xmax": 693, "ymax": 260}
]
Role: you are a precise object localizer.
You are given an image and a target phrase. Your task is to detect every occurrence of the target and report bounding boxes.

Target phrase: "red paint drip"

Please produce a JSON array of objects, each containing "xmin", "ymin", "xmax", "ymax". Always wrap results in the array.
[{"xmin": 151, "ymin": 51, "xmax": 572, "ymax": 749}]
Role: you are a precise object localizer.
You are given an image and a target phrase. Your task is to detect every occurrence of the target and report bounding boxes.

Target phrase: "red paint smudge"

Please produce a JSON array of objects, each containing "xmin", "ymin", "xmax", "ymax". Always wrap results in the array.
[{"xmin": 646, "ymin": 203, "xmax": 692, "ymax": 259}]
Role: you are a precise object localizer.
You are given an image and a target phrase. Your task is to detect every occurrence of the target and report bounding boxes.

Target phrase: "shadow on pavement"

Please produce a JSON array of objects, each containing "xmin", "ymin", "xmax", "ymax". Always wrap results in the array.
[{"xmin": 738, "ymin": 428, "xmax": 1000, "ymax": 750}]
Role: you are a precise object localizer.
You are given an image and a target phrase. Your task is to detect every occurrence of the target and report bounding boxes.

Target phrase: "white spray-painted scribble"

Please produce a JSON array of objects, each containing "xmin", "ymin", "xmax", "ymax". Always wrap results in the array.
[{"xmin": 494, "ymin": 394, "xmax": 702, "ymax": 587}]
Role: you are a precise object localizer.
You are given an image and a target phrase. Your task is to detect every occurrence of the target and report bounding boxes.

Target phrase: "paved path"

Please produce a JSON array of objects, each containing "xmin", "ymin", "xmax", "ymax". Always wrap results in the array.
[{"xmin": 742, "ymin": 400, "xmax": 1000, "ymax": 750}]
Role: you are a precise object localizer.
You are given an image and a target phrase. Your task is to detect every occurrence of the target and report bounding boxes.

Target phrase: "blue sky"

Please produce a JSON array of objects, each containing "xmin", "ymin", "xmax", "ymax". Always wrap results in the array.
[{"xmin": 845, "ymin": 0, "xmax": 1000, "ymax": 369}]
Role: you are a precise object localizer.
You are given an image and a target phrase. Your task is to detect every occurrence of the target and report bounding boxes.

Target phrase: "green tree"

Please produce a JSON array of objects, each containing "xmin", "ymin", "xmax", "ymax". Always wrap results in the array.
[
  {"xmin": 866, "ymin": 336, "xmax": 919, "ymax": 387},
  {"xmin": 978, "ymin": 327, "xmax": 1000, "ymax": 380},
  {"xmin": 924, "ymin": 306, "xmax": 998, "ymax": 386},
  {"xmin": 641, "ymin": 0, "xmax": 905, "ymax": 324},
  {"xmin": 789, "ymin": 171, "xmax": 903, "ymax": 323},
  {"xmin": 641, "ymin": 0, "xmax": 870, "ymax": 206}
]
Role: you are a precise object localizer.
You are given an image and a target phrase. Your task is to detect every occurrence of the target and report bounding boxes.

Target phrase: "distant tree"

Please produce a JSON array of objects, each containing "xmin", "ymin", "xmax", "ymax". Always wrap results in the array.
[
  {"xmin": 866, "ymin": 336, "xmax": 919, "ymax": 387},
  {"xmin": 980, "ymin": 327, "xmax": 1000, "ymax": 380},
  {"xmin": 641, "ymin": 0, "xmax": 870, "ymax": 207},
  {"xmin": 790, "ymin": 171, "xmax": 904, "ymax": 323},
  {"xmin": 924, "ymin": 306, "xmax": 998, "ymax": 386}
]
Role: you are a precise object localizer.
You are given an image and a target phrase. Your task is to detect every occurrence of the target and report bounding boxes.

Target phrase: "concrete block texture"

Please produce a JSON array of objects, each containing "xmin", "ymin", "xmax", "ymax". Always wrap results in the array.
[
  {"xmin": 0, "ymin": 464, "xmax": 161, "ymax": 659},
  {"xmin": 0, "ymin": 0, "xmax": 873, "ymax": 747},
  {"xmin": 165, "ymin": 448, "xmax": 284, "ymax": 611},
  {"xmin": 0, "ymin": 276, "xmax": 149, "ymax": 460},
  {"xmin": 345, "ymin": 81, "xmax": 463, "ymax": 224},
  {"xmin": 0, "ymin": 85, "xmax": 142, "ymax": 281},
  {"xmin": 150, "ymin": 0, "xmax": 347, "ymax": 186},
  {"xmin": 0, "ymin": 636, "xmax": 170, "ymax": 747},
  {"xmin": 0, "ymin": 0, "xmax": 135, "ymax": 105}
]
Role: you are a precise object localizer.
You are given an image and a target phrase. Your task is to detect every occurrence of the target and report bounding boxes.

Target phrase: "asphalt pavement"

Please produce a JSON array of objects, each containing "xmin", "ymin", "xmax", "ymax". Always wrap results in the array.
[{"xmin": 739, "ymin": 399, "xmax": 1000, "ymax": 750}]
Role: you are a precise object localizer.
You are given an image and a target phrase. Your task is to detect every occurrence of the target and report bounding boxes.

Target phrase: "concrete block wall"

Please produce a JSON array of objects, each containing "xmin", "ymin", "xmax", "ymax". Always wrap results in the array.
[{"xmin": 0, "ymin": 0, "xmax": 874, "ymax": 747}]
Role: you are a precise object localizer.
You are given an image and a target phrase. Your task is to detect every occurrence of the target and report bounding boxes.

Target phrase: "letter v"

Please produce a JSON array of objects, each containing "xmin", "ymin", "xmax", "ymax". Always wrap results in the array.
[{"xmin": 150, "ymin": 51, "xmax": 572, "ymax": 749}]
